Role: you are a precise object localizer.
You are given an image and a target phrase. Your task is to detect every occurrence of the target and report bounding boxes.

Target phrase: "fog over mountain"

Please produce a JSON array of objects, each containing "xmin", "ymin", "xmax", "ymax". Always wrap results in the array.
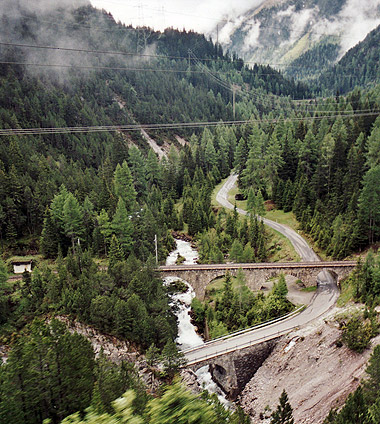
[
  {"xmin": 0, "ymin": 0, "xmax": 157, "ymax": 84},
  {"xmin": 212, "ymin": 0, "xmax": 380, "ymax": 70}
]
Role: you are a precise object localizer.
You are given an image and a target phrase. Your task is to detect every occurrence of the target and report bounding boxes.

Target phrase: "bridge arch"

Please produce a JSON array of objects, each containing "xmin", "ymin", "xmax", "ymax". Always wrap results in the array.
[{"xmin": 159, "ymin": 262, "xmax": 356, "ymax": 300}]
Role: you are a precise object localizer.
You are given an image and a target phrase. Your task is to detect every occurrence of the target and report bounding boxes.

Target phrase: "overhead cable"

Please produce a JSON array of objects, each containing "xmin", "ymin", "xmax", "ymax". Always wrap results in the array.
[{"xmin": 0, "ymin": 111, "xmax": 378, "ymax": 136}]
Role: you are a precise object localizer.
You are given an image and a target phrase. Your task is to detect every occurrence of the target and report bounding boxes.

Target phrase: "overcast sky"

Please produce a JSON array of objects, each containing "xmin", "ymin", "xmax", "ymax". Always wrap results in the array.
[
  {"xmin": 89, "ymin": 0, "xmax": 263, "ymax": 33},
  {"xmin": 89, "ymin": 0, "xmax": 380, "ymax": 55}
]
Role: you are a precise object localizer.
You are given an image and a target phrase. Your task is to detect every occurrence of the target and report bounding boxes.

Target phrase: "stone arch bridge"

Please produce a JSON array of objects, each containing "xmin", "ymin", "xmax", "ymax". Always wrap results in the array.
[{"xmin": 159, "ymin": 261, "xmax": 356, "ymax": 300}]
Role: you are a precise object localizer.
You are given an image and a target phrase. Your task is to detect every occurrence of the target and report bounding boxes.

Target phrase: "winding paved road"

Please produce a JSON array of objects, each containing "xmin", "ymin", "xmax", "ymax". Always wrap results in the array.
[
  {"xmin": 216, "ymin": 174, "xmax": 319, "ymax": 262},
  {"xmin": 183, "ymin": 174, "xmax": 341, "ymax": 364}
]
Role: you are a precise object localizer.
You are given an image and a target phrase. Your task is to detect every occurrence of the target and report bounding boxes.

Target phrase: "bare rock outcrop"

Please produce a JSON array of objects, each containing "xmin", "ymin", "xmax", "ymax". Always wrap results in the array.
[{"xmin": 180, "ymin": 369, "xmax": 203, "ymax": 394}]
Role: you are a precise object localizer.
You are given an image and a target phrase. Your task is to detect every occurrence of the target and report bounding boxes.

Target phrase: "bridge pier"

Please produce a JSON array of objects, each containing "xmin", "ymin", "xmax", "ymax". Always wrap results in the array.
[{"xmin": 189, "ymin": 338, "xmax": 279, "ymax": 400}]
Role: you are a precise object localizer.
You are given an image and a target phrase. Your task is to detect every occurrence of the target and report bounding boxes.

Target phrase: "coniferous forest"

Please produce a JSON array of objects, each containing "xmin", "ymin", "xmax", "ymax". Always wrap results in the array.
[{"xmin": 0, "ymin": 0, "xmax": 380, "ymax": 422}]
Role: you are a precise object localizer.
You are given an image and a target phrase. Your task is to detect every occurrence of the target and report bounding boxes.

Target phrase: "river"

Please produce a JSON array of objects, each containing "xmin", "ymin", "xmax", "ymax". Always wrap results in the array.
[{"xmin": 165, "ymin": 239, "xmax": 229, "ymax": 404}]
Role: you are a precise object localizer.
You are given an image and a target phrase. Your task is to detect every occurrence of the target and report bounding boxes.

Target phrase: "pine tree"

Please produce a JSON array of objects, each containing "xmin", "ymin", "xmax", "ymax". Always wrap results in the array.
[
  {"xmin": 364, "ymin": 344, "xmax": 380, "ymax": 401},
  {"xmin": 63, "ymin": 192, "xmax": 84, "ymax": 250},
  {"xmin": 210, "ymin": 246, "xmax": 224, "ymax": 264},
  {"xmin": 247, "ymin": 187, "xmax": 256, "ymax": 214},
  {"xmin": 160, "ymin": 341, "xmax": 186, "ymax": 378},
  {"xmin": 241, "ymin": 135, "xmax": 267, "ymax": 192},
  {"xmin": 230, "ymin": 239, "xmax": 243, "ymax": 262},
  {"xmin": 270, "ymin": 390, "xmax": 294, "ymax": 424},
  {"xmin": 0, "ymin": 259, "xmax": 7, "ymax": 286},
  {"xmin": 217, "ymin": 135, "xmax": 230, "ymax": 178},
  {"xmin": 129, "ymin": 147, "xmax": 148, "ymax": 198},
  {"xmin": 255, "ymin": 189, "xmax": 266, "ymax": 217},
  {"xmin": 273, "ymin": 274, "xmax": 288, "ymax": 299},
  {"xmin": 145, "ymin": 149, "xmax": 162, "ymax": 189},
  {"xmin": 111, "ymin": 198, "xmax": 134, "ymax": 255},
  {"xmin": 50, "ymin": 185, "xmax": 69, "ymax": 229},
  {"xmin": 204, "ymin": 138, "xmax": 218, "ymax": 172},
  {"xmin": 109, "ymin": 234, "xmax": 124, "ymax": 269},
  {"xmin": 145, "ymin": 343, "xmax": 160, "ymax": 367},
  {"xmin": 234, "ymin": 137, "xmax": 249, "ymax": 173},
  {"xmin": 220, "ymin": 273, "xmax": 234, "ymax": 311},
  {"xmin": 97, "ymin": 209, "xmax": 112, "ymax": 255},
  {"xmin": 265, "ymin": 133, "xmax": 284, "ymax": 193},
  {"xmin": 0, "ymin": 259, "xmax": 9, "ymax": 325},
  {"xmin": 114, "ymin": 161, "xmax": 137, "ymax": 212},
  {"xmin": 358, "ymin": 166, "xmax": 380, "ymax": 245},
  {"xmin": 366, "ymin": 116, "xmax": 380, "ymax": 169},
  {"xmin": 242, "ymin": 242, "xmax": 255, "ymax": 263},
  {"xmin": 147, "ymin": 380, "xmax": 216, "ymax": 423},
  {"xmin": 40, "ymin": 211, "xmax": 60, "ymax": 258}
]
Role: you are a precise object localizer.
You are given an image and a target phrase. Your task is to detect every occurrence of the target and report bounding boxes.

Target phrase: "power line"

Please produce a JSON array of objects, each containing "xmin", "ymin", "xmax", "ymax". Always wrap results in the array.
[
  {"xmin": 90, "ymin": 0, "xmax": 379, "ymax": 43},
  {"xmin": 0, "ymin": 58, "xmax": 314, "ymax": 110},
  {"xmin": 92, "ymin": 0, "xmax": 221, "ymax": 23},
  {"xmin": 0, "ymin": 39, "xmax": 368, "ymax": 73},
  {"xmin": 189, "ymin": 49, "xmax": 233, "ymax": 92},
  {"xmin": 1, "ymin": 37, "xmax": 377, "ymax": 111},
  {"xmin": 0, "ymin": 111, "xmax": 378, "ymax": 136},
  {"xmin": 0, "ymin": 56, "xmax": 374, "ymax": 112},
  {"xmin": 0, "ymin": 60, "xmax": 224, "ymax": 75},
  {"xmin": 3, "ymin": 12, "xmax": 375, "ymax": 71},
  {"xmin": 0, "ymin": 56, "xmax": 301, "ymax": 86},
  {"xmin": 0, "ymin": 41, "xmax": 172, "ymax": 60},
  {"xmin": 1, "ymin": 39, "xmax": 371, "ymax": 81},
  {"xmin": 6, "ymin": 11, "xmax": 139, "ymax": 34},
  {"xmin": 189, "ymin": 49, "xmax": 306, "ymax": 114},
  {"xmin": 0, "ymin": 41, "xmax": 294, "ymax": 69},
  {"xmin": 0, "ymin": 8, "xmax": 377, "ymax": 139}
]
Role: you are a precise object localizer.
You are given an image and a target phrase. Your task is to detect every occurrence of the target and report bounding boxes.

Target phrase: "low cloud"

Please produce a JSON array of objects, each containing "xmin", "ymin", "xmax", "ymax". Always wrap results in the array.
[
  {"xmin": 91, "ymin": 0, "xmax": 265, "ymax": 33},
  {"xmin": 234, "ymin": 0, "xmax": 380, "ymax": 63},
  {"xmin": 241, "ymin": 21, "xmax": 261, "ymax": 52},
  {"xmin": 337, "ymin": 0, "xmax": 380, "ymax": 52},
  {"xmin": 0, "ymin": 0, "xmax": 151, "ymax": 84},
  {"xmin": 21, "ymin": 0, "xmax": 90, "ymax": 15}
]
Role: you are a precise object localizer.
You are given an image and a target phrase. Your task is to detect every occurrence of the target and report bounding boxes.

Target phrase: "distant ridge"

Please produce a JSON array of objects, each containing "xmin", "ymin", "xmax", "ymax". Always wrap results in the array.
[{"xmin": 213, "ymin": 0, "xmax": 380, "ymax": 82}]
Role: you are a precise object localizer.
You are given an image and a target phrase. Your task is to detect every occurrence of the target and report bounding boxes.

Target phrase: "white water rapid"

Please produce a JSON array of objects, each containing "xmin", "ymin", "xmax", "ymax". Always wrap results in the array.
[{"xmin": 165, "ymin": 239, "xmax": 229, "ymax": 405}]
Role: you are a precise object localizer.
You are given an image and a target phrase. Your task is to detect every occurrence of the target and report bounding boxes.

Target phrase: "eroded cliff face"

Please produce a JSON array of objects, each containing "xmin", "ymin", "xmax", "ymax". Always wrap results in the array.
[{"xmin": 239, "ymin": 307, "xmax": 380, "ymax": 423}]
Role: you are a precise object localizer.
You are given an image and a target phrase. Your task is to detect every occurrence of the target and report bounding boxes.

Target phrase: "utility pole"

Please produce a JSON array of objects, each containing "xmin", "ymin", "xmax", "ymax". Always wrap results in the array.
[
  {"xmin": 154, "ymin": 234, "xmax": 158, "ymax": 264},
  {"xmin": 231, "ymin": 84, "xmax": 241, "ymax": 120},
  {"xmin": 232, "ymin": 84, "xmax": 238, "ymax": 120},
  {"xmin": 161, "ymin": 6, "xmax": 166, "ymax": 29}
]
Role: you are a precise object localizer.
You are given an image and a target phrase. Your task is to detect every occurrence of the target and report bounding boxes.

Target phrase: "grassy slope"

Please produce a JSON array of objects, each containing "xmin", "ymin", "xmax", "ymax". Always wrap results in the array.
[{"xmin": 281, "ymin": 32, "xmax": 312, "ymax": 63}]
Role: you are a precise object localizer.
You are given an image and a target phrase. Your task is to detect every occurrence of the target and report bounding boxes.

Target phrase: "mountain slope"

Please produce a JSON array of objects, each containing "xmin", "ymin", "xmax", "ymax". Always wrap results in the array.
[
  {"xmin": 215, "ymin": 0, "xmax": 380, "ymax": 83},
  {"xmin": 316, "ymin": 24, "xmax": 380, "ymax": 94},
  {"xmin": 0, "ymin": 0, "xmax": 309, "ymax": 151},
  {"xmin": 0, "ymin": 0, "xmax": 311, "ymax": 247}
]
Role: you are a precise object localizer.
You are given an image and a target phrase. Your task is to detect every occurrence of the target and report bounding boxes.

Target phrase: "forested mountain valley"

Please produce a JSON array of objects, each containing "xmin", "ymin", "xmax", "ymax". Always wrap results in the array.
[{"xmin": 0, "ymin": 0, "xmax": 380, "ymax": 422}]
